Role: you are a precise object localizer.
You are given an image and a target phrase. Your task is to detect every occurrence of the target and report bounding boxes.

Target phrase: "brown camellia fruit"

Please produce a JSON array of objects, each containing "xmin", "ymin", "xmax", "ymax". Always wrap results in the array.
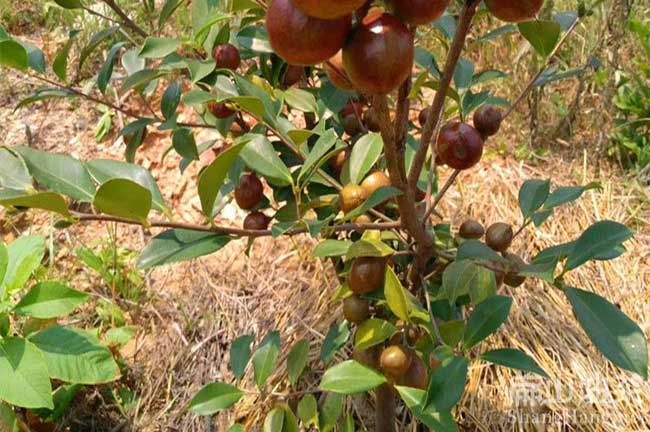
[
  {"xmin": 486, "ymin": 222, "xmax": 514, "ymax": 252},
  {"xmin": 397, "ymin": 354, "xmax": 429, "ymax": 389},
  {"xmin": 503, "ymin": 252, "xmax": 527, "ymax": 287},
  {"xmin": 473, "ymin": 104, "xmax": 503, "ymax": 138},
  {"xmin": 325, "ymin": 50, "xmax": 355, "ymax": 91},
  {"xmin": 484, "ymin": 0, "xmax": 544, "ymax": 22},
  {"xmin": 339, "ymin": 184, "xmax": 368, "ymax": 213},
  {"xmin": 363, "ymin": 107, "xmax": 381, "ymax": 132},
  {"xmin": 343, "ymin": 12, "xmax": 414, "ymax": 94},
  {"xmin": 291, "ymin": 0, "xmax": 367, "ymax": 19},
  {"xmin": 235, "ymin": 173, "xmax": 264, "ymax": 210},
  {"xmin": 459, "ymin": 219, "xmax": 485, "ymax": 239},
  {"xmin": 354, "ymin": 345, "xmax": 381, "ymax": 370},
  {"xmin": 207, "ymin": 101, "xmax": 235, "ymax": 119},
  {"xmin": 436, "ymin": 122, "xmax": 484, "ymax": 170},
  {"xmin": 266, "ymin": 0, "xmax": 352, "ymax": 66},
  {"xmin": 343, "ymin": 114, "xmax": 364, "ymax": 137},
  {"xmin": 418, "ymin": 107, "xmax": 431, "ymax": 127},
  {"xmin": 361, "ymin": 171, "xmax": 391, "ymax": 196},
  {"xmin": 393, "ymin": 0, "xmax": 450, "ymax": 25},
  {"xmin": 329, "ymin": 147, "xmax": 351, "ymax": 175},
  {"xmin": 380, "ymin": 345, "xmax": 412, "ymax": 378},
  {"xmin": 212, "ymin": 43, "xmax": 241, "ymax": 70},
  {"xmin": 243, "ymin": 212, "xmax": 271, "ymax": 230},
  {"xmin": 343, "ymin": 294, "xmax": 370, "ymax": 323},
  {"xmin": 348, "ymin": 257, "xmax": 386, "ymax": 294},
  {"xmin": 282, "ymin": 65, "xmax": 306, "ymax": 86}
]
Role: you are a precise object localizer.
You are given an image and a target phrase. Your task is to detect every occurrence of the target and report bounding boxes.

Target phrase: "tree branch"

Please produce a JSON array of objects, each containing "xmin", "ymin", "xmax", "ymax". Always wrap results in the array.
[
  {"xmin": 101, "ymin": 0, "xmax": 149, "ymax": 38},
  {"xmin": 423, "ymin": 169, "xmax": 460, "ymax": 221},
  {"xmin": 407, "ymin": 1, "xmax": 480, "ymax": 191}
]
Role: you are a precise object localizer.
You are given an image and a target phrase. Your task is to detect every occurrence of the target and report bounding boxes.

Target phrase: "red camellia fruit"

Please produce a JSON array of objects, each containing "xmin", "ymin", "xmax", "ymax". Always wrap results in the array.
[
  {"xmin": 212, "ymin": 43, "xmax": 241, "ymax": 70},
  {"xmin": 342, "ymin": 12, "xmax": 414, "ymax": 94},
  {"xmin": 235, "ymin": 173, "xmax": 264, "ymax": 210},
  {"xmin": 291, "ymin": 0, "xmax": 367, "ymax": 19},
  {"xmin": 484, "ymin": 0, "xmax": 544, "ymax": 22},
  {"xmin": 393, "ymin": 0, "xmax": 450, "ymax": 25},
  {"xmin": 436, "ymin": 122, "xmax": 484, "ymax": 170},
  {"xmin": 473, "ymin": 104, "xmax": 503, "ymax": 137},
  {"xmin": 325, "ymin": 50, "xmax": 355, "ymax": 91},
  {"xmin": 207, "ymin": 101, "xmax": 235, "ymax": 119},
  {"xmin": 266, "ymin": 0, "xmax": 352, "ymax": 66},
  {"xmin": 243, "ymin": 212, "xmax": 271, "ymax": 230}
]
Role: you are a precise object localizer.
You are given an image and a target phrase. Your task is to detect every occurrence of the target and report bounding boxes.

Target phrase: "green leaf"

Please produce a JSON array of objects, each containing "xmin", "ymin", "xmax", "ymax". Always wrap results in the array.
[
  {"xmin": 456, "ymin": 240, "xmax": 504, "ymax": 264},
  {"xmin": 565, "ymin": 221, "xmax": 633, "ymax": 271},
  {"xmin": 85, "ymin": 159, "xmax": 167, "ymax": 213},
  {"xmin": 346, "ymin": 239, "xmax": 394, "ymax": 259},
  {"xmin": 543, "ymin": 183, "xmax": 599, "ymax": 210},
  {"xmin": 341, "ymin": 186, "xmax": 402, "ymax": 222},
  {"xmin": 518, "ymin": 20, "xmax": 561, "ymax": 57},
  {"xmin": 282, "ymin": 405, "xmax": 300, "ymax": 432},
  {"xmin": 297, "ymin": 394, "xmax": 318, "ymax": 428},
  {"xmin": 14, "ymin": 88, "xmax": 74, "ymax": 110},
  {"xmin": 319, "ymin": 393, "xmax": 344, "ymax": 432},
  {"xmin": 15, "ymin": 146, "xmax": 95, "ymax": 202},
  {"xmin": 263, "ymin": 407, "xmax": 284, "ymax": 432},
  {"xmin": 139, "ymin": 37, "xmax": 179, "ymax": 58},
  {"xmin": 298, "ymin": 129, "xmax": 337, "ymax": 182},
  {"xmin": 287, "ymin": 339, "xmax": 309, "ymax": 386},
  {"xmin": 94, "ymin": 179, "xmax": 152, "ymax": 223},
  {"xmin": 468, "ymin": 266, "xmax": 497, "ymax": 305},
  {"xmin": 565, "ymin": 287, "xmax": 648, "ymax": 379},
  {"xmin": 240, "ymin": 134, "xmax": 293, "ymax": 186},
  {"xmin": 0, "ymin": 40, "xmax": 28, "ymax": 71},
  {"xmin": 0, "ymin": 337, "xmax": 53, "ymax": 409},
  {"xmin": 518, "ymin": 179, "xmax": 550, "ymax": 219},
  {"xmin": 79, "ymin": 26, "xmax": 119, "ymax": 69},
  {"xmin": 481, "ymin": 348, "xmax": 548, "ymax": 377},
  {"xmin": 104, "ymin": 326, "xmax": 136, "ymax": 348},
  {"xmin": 189, "ymin": 382, "xmax": 243, "ymax": 416},
  {"xmin": 463, "ymin": 295, "xmax": 512, "ymax": 349},
  {"xmin": 14, "ymin": 281, "xmax": 88, "ymax": 319},
  {"xmin": 230, "ymin": 335, "xmax": 254, "ymax": 380},
  {"xmin": 320, "ymin": 360, "xmax": 386, "ymax": 394},
  {"xmin": 228, "ymin": 425, "xmax": 245, "ymax": 432},
  {"xmin": 137, "ymin": 229, "xmax": 231, "ymax": 269},
  {"xmin": 439, "ymin": 320, "xmax": 465, "ymax": 347},
  {"xmin": 283, "ymin": 88, "xmax": 317, "ymax": 112},
  {"xmin": 30, "ymin": 325, "xmax": 120, "ymax": 384},
  {"xmin": 54, "ymin": 0, "xmax": 83, "ymax": 8},
  {"xmin": 52, "ymin": 34, "xmax": 76, "ymax": 81},
  {"xmin": 172, "ymin": 128, "xmax": 199, "ymax": 161},
  {"xmin": 0, "ymin": 403, "xmax": 18, "ymax": 432},
  {"xmin": 252, "ymin": 335, "xmax": 280, "ymax": 388},
  {"xmin": 198, "ymin": 141, "xmax": 245, "ymax": 218},
  {"xmin": 425, "ymin": 356, "xmax": 468, "ymax": 412},
  {"xmin": 121, "ymin": 69, "xmax": 166, "ymax": 92},
  {"xmin": 20, "ymin": 40, "xmax": 45, "ymax": 73},
  {"xmin": 320, "ymin": 321, "xmax": 350, "ymax": 364},
  {"xmin": 441, "ymin": 261, "xmax": 478, "ymax": 305},
  {"xmin": 343, "ymin": 133, "xmax": 383, "ymax": 185},
  {"xmin": 396, "ymin": 386, "xmax": 458, "ymax": 432},
  {"xmin": 159, "ymin": 0, "xmax": 183, "ymax": 27},
  {"xmin": 453, "ymin": 58, "xmax": 474, "ymax": 90},
  {"xmin": 385, "ymin": 267, "xmax": 411, "ymax": 322},
  {"xmin": 1, "ymin": 235, "xmax": 45, "ymax": 296},
  {"xmin": 161, "ymin": 81, "xmax": 181, "ymax": 119},
  {"xmin": 313, "ymin": 240, "xmax": 352, "ymax": 257},
  {"xmin": 97, "ymin": 42, "xmax": 126, "ymax": 94},
  {"xmin": 0, "ymin": 148, "xmax": 32, "ymax": 190},
  {"xmin": 354, "ymin": 318, "xmax": 397, "ymax": 350},
  {"xmin": 186, "ymin": 58, "xmax": 216, "ymax": 83},
  {"xmin": 0, "ymin": 190, "xmax": 71, "ymax": 218},
  {"xmin": 0, "ymin": 244, "xmax": 7, "ymax": 290}
]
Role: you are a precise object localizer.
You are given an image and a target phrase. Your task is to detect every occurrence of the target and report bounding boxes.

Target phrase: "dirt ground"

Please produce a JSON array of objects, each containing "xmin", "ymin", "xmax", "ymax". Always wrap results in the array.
[{"xmin": 1, "ymin": 35, "xmax": 650, "ymax": 432}]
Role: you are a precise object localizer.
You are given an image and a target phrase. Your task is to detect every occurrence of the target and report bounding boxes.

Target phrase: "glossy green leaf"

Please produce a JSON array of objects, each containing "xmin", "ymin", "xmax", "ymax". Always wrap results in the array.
[
  {"xmin": 0, "ymin": 337, "xmax": 53, "ymax": 409},
  {"xmin": 543, "ymin": 183, "xmax": 599, "ymax": 210},
  {"xmin": 239, "ymin": 134, "xmax": 293, "ymax": 186},
  {"xmin": 439, "ymin": 320, "xmax": 465, "ymax": 347},
  {"xmin": 0, "ymin": 40, "xmax": 28, "ymax": 71},
  {"xmin": 344, "ymin": 133, "xmax": 383, "ymax": 185},
  {"xmin": 425, "ymin": 356, "xmax": 468, "ymax": 412},
  {"xmin": 320, "ymin": 321, "xmax": 350, "ymax": 364},
  {"xmin": 172, "ymin": 128, "xmax": 199, "ymax": 161},
  {"xmin": 297, "ymin": 394, "xmax": 318, "ymax": 428},
  {"xmin": 396, "ymin": 386, "xmax": 458, "ymax": 432},
  {"xmin": 139, "ymin": 37, "xmax": 179, "ymax": 58},
  {"xmin": 94, "ymin": 179, "xmax": 152, "ymax": 223},
  {"xmin": 463, "ymin": 295, "xmax": 512, "ymax": 349},
  {"xmin": 354, "ymin": 318, "xmax": 397, "ymax": 350},
  {"xmin": 320, "ymin": 360, "xmax": 386, "ymax": 394},
  {"xmin": 565, "ymin": 287, "xmax": 648, "ymax": 378},
  {"xmin": 161, "ymin": 81, "xmax": 181, "ymax": 119},
  {"xmin": 441, "ymin": 261, "xmax": 477, "ymax": 305},
  {"xmin": 0, "ymin": 403, "xmax": 18, "ymax": 432},
  {"xmin": 342, "ymin": 186, "xmax": 402, "ymax": 222},
  {"xmin": 319, "ymin": 393, "xmax": 343, "ymax": 432},
  {"xmin": 159, "ymin": 0, "xmax": 183, "ymax": 27},
  {"xmin": 287, "ymin": 339, "xmax": 309, "ymax": 386},
  {"xmin": 565, "ymin": 221, "xmax": 633, "ymax": 271},
  {"xmin": 189, "ymin": 382, "xmax": 243, "ymax": 416},
  {"xmin": 14, "ymin": 88, "xmax": 75, "ymax": 110},
  {"xmin": 468, "ymin": 265, "xmax": 497, "ymax": 305},
  {"xmin": 52, "ymin": 33, "xmax": 77, "ymax": 81},
  {"xmin": 121, "ymin": 69, "xmax": 166, "ymax": 92},
  {"xmin": 263, "ymin": 407, "xmax": 284, "ymax": 432},
  {"xmin": 15, "ymin": 146, "xmax": 95, "ymax": 202},
  {"xmin": 85, "ymin": 159, "xmax": 167, "ymax": 213},
  {"xmin": 385, "ymin": 267, "xmax": 411, "ymax": 322},
  {"xmin": 346, "ymin": 239, "xmax": 394, "ymax": 259},
  {"xmin": 481, "ymin": 348, "xmax": 548, "ymax": 377},
  {"xmin": 518, "ymin": 20, "xmax": 561, "ymax": 57},
  {"xmin": 298, "ymin": 129, "xmax": 337, "ymax": 182},
  {"xmin": 0, "ymin": 190, "xmax": 71, "ymax": 217},
  {"xmin": 230, "ymin": 334, "xmax": 254, "ymax": 380},
  {"xmin": 313, "ymin": 240, "xmax": 352, "ymax": 257},
  {"xmin": 197, "ymin": 141, "xmax": 245, "ymax": 217},
  {"xmin": 1, "ymin": 235, "xmax": 45, "ymax": 296},
  {"xmin": 0, "ymin": 244, "xmax": 7, "ymax": 291},
  {"xmin": 456, "ymin": 240, "xmax": 504, "ymax": 264},
  {"xmin": 30, "ymin": 325, "xmax": 120, "ymax": 384},
  {"xmin": 252, "ymin": 335, "xmax": 280, "ymax": 388},
  {"xmin": 0, "ymin": 148, "xmax": 32, "ymax": 190},
  {"xmin": 518, "ymin": 179, "xmax": 550, "ymax": 219},
  {"xmin": 284, "ymin": 88, "xmax": 317, "ymax": 112},
  {"xmin": 14, "ymin": 281, "xmax": 88, "ymax": 319},
  {"xmin": 97, "ymin": 42, "xmax": 125, "ymax": 93},
  {"xmin": 54, "ymin": 0, "xmax": 83, "ymax": 8},
  {"xmin": 137, "ymin": 229, "xmax": 231, "ymax": 269}
]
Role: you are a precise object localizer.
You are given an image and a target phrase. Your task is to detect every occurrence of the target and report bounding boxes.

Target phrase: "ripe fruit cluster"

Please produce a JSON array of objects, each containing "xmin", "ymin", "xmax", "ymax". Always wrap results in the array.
[{"xmin": 235, "ymin": 173, "xmax": 271, "ymax": 230}]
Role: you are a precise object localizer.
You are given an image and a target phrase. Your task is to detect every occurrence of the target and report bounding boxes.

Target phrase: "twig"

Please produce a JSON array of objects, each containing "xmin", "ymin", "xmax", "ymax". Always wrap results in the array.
[
  {"xmin": 101, "ymin": 0, "xmax": 149, "ymax": 38},
  {"xmin": 423, "ymin": 169, "xmax": 461, "ymax": 221}
]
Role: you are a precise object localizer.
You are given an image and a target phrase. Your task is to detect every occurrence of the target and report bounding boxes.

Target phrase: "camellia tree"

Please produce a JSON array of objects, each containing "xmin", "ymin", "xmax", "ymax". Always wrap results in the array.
[{"xmin": 0, "ymin": 0, "xmax": 647, "ymax": 430}]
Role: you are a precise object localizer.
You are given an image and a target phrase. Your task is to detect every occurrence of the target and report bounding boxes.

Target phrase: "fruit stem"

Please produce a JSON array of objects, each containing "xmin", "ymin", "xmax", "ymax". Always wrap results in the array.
[
  {"xmin": 407, "ymin": 0, "xmax": 481, "ymax": 192},
  {"xmin": 375, "ymin": 383, "xmax": 396, "ymax": 432},
  {"xmin": 423, "ymin": 169, "xmax": 461, "ymax": 221}
]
